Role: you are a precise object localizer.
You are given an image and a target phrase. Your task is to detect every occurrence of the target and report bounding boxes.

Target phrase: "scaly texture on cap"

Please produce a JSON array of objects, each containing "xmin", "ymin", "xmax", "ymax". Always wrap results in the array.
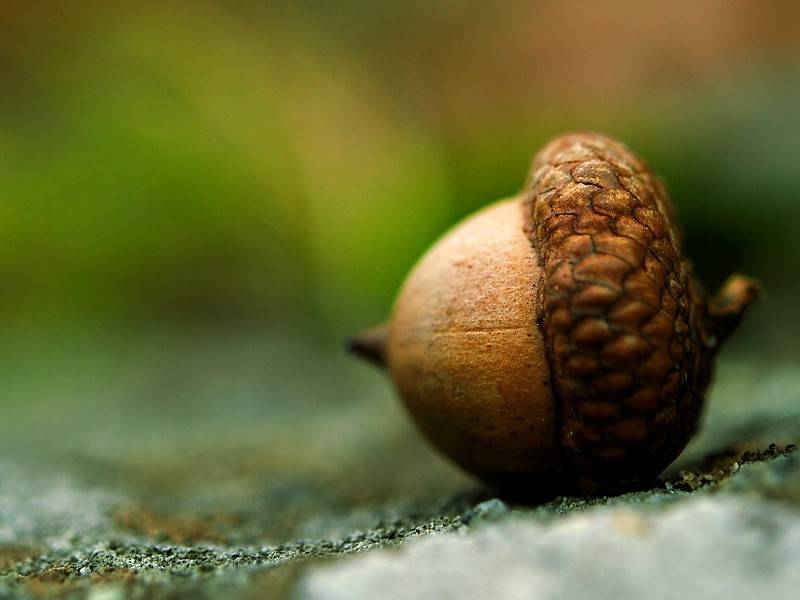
[{"xmin": 526, "ymin": 132, "xmax": 744, "ymax": 488}]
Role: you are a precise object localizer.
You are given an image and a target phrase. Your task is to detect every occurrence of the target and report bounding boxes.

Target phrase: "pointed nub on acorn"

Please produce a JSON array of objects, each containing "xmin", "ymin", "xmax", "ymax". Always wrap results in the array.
[
  {"xmin": 348, "ymin": 324, "xmax": 389, "ymax": 367},
  {"xmin": 350, "ymin": 132, "xmax": 758, "ymax": 497}
]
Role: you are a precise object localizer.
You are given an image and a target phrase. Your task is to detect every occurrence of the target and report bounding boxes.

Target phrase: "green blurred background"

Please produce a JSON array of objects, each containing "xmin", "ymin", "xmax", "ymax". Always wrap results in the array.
[{"xmin": 1, "ymin": 1, "xmax": 799, "ymax": 461}]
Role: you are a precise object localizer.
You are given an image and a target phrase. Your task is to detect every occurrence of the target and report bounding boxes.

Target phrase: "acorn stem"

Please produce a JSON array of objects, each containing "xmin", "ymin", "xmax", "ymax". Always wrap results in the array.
[
  {"xmin": 347, "ymin": 323, "xmax": 389, "ymax": 368},
  {"xmin": 708, "ymin": 274, "xmax": 761, "ymax": 343}
]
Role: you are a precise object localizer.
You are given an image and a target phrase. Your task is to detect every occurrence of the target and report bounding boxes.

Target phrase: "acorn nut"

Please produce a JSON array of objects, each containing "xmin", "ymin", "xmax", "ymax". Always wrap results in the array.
[{"xmin": 350, "ymin": 132, "xmax": 759, "ymax": 497}]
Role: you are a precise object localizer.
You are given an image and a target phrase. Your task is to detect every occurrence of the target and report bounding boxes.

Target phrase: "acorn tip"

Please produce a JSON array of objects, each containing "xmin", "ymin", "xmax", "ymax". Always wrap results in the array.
[{"xmin": 347, "ymin": 323, "xmax": 389, "ymax": 368}]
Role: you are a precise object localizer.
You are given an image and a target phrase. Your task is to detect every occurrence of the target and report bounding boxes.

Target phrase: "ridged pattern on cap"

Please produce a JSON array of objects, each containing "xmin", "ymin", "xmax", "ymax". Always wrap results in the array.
[{"xmin": 525, "ymin": 132, "xmax": 711, "ymax": 484}]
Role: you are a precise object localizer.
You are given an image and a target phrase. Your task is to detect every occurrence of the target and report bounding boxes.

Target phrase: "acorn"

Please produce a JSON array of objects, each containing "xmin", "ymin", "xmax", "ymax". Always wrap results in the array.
[{"xmin": 350, "ymin": 132, "xmax": 758, "ymax": 496}]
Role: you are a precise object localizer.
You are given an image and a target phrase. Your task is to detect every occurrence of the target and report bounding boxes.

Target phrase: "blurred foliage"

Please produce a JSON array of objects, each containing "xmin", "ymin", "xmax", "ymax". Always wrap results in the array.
[{"xmin": 0, "ymin": 0, "xmax": 798, "ymax": 353}]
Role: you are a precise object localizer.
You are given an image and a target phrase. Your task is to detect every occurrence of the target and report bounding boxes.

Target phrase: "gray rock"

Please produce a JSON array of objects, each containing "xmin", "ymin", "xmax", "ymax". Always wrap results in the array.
[{"xmin": 299, "ymin": 494, "xmax": 800, "ymax": 600}]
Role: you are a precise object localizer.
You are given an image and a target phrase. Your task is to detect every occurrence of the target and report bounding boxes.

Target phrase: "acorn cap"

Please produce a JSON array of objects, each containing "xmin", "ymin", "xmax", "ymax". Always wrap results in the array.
[{"xmin": 527, "ymin": 132, "xmax": 759, "ymax": 488}]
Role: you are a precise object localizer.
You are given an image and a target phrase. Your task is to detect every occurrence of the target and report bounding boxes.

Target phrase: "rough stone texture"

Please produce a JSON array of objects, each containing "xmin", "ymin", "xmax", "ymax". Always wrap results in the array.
[
  {"xmin": 0, "ymin": 329, "xmax": 798, "ymax": 599},
  {"xmin": 301, "ymin": 482, "xmax": 800, "ymax": 600}
]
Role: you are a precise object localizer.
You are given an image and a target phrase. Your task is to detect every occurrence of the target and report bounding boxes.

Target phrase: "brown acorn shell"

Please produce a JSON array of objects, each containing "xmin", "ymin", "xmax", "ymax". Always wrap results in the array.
[
  {"xmin": 525, "ymin": 132, "xmax": 712, "ymax": 486},
  {"xmin": 351, "ymin": 131, "xmax": 758, "ymax": 496},
  {"xmin": 385, "ymin": 199, "xmax": 563, "ymax": 486}
]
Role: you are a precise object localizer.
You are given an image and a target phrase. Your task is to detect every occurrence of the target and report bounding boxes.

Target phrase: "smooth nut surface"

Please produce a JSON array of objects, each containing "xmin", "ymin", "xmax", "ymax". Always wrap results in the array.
[{"xmin": 387, "ymin": 198, "xmax": 563, "ymax": 483}]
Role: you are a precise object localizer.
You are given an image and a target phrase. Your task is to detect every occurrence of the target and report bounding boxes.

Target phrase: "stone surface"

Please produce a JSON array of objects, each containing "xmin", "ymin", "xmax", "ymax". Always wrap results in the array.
[
  {"xmin": 301, "ymin": 477, "xmax": 800, "ymax": 600},
  {"xmin": 0, "ymin": 328, "xmax": 799, "ymax": 598}
]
